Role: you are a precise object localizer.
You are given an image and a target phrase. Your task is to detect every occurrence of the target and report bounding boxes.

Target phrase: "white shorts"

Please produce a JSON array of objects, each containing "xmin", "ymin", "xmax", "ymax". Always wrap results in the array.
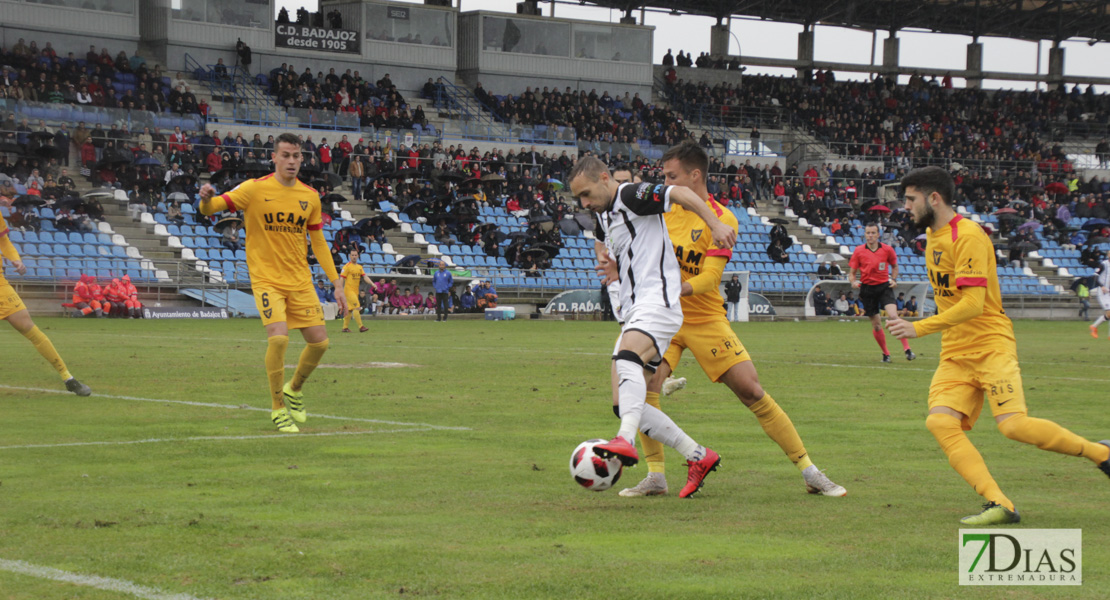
[
  {"xmin": 612, "ymin": 303, "xmax": 683, "ymax": 366},
  {"xmin": 1098, "ymin": 292, "xmax": 1110, "ymax": 311}
]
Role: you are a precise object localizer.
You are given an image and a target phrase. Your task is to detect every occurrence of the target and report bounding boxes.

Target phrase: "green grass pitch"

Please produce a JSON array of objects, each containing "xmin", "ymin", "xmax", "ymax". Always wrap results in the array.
[{"xmin": 0, "ymin": 317, "xmax": 1107, "ymax": 599}]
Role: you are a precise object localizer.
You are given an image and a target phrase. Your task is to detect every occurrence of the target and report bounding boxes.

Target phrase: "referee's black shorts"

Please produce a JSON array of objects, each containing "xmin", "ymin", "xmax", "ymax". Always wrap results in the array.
[{"xmin": 859, "ymin": 282, "xmax": 896, "ymax": 317}]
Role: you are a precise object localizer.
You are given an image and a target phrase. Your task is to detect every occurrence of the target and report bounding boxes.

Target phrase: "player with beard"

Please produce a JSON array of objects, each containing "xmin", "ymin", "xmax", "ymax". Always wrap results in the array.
[{"xmin": 888, "ymin": 166, "xmax": 1110, "ymax": 524}]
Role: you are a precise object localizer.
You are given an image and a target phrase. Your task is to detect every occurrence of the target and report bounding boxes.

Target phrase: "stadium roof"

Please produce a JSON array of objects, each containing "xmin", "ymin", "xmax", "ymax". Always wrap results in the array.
[{"xmin": 586, "ymin": 0, "xmax": 1110, "ymax": 44}]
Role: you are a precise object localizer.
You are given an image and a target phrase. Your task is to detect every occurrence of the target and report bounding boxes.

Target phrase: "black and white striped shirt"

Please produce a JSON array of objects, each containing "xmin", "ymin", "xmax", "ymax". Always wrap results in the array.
[{"xmin": 595, "ymin": 182, "xmax": 683, "ymax": 313}]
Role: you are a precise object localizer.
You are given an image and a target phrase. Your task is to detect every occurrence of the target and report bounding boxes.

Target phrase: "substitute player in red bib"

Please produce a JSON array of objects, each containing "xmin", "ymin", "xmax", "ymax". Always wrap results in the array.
[
  {"xmin": 199, "ymin": 133, "xmax": 347, "ymax": 433},
  {"xmin": 889, "ymin": 166, "xmax": 1110, "ymax": 525},
  {"xmin": 849, "ymin": 223, "xmax": 915, "ymax": 362}
]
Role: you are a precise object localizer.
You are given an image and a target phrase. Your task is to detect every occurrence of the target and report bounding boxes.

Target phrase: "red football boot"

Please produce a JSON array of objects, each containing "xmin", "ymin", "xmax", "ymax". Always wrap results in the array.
[
  {"xmin": 679, "ymin": 448, "xmax": 721, "ymax": 498},
  {"xmin": 593, "ymin": 436, "xmax": 639, "ymax": 467}
]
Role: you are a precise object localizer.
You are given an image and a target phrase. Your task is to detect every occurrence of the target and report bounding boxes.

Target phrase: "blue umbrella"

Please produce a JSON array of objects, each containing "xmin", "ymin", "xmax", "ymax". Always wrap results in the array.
[
  {"xmin": 134, "ymin": 156, "xmax": 163, "ymax": 166},
  {"xmin": 1081, "ymin": 219, "xmax": 1110, "ymax": 231},
  {"xmin": 1016, "ymin": 221, "xmax": 1042, "ymax": 232}
]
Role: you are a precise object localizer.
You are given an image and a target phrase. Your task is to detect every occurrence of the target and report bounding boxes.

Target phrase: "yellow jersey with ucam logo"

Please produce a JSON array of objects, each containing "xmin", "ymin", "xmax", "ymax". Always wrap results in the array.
[
  {"xmin": 924, "ymin": 213, "xmax": 1015, "ymax": 358},
  {"xmin": 218, "ymin": 174, "xmax": 323, "ymax": 289},
  {"xmin": 664, "ymin": 194, "xmax": 737, "ymax": 323}
]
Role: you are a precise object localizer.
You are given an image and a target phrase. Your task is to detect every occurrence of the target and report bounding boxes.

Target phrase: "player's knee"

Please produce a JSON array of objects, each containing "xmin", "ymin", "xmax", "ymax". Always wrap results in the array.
[
  {"xmin": 996, "ymin": 413, "xmax": 1027, "ymax": 441},
  {"xmin": 925, "ymin": 412, "xmax": 960, "ymax": 437}
]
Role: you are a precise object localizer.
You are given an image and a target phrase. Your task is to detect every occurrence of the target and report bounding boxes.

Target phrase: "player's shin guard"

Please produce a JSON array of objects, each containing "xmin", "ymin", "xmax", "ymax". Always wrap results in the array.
[
  {"xmin": 639, "ymin": 391, "xmax": 667, "ymax": 473},
  {"xmin": 265, "ymin": 335, "xmax": 289, "ymax": 411},
  {"xmin": 639, "ymin": 403, "xmax": 703, "ymax": 461},
  {"xmin": 614, "ymin": 351, "xmax": 647, "ymax": 443},
  {"xmin": 291, "ymin": 339, "xmax": 329, "ymax": 391},
  {"xmin": 997, "ymin": 413, "xmax": 1110, "ymax": 464},
  {"xmin": 22, "ymin": 326, "xmax": 72, "ymax": 381},
  {"xmin": 749, "ymin": 394, "xmax": 812, "ymax": 470},
  {"xmin": 926, "ymin": 412, "xmax": 1013, "ymax": 511}
]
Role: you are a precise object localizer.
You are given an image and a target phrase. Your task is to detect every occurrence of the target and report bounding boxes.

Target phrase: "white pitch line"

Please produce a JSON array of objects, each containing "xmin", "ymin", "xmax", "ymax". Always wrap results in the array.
[
  {"xmin": 0, "ymin": 427, "xmax": 434, "ymax": 451},
  {"xmin": 0, "ymin": 385, "xmax": 471, "ymax": 431},
  {"xmin": 0, "ymin": 558, "xmax": 210, "ymax": 600}
]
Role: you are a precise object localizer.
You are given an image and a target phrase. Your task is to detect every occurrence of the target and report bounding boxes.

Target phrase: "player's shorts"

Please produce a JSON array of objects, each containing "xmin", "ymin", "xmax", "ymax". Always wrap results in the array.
[
  {"xmin": 859, "ymin": 283, "xmax": 896, "ymax": 317},
  {"xmin": 253, "ymin": 284, "xmax": 324, "ymax": 329},
  {"xmin": 0, "ymin": 283, "xmax": 27, "ymax": 320},
  {"xmin": 927, "ymin": 348, "xmax": 1027, "ymax": 431},
  {"xmin": 344, "ymin": 291, "xmax": 361, "ymax": 309},
  {"xmin": 663, "ymin": 317, "xmax": 751, "ymax": 382},
  {"xmin": 1097, "ymin": 291, "xmax": 1110, "ymax": 311},
  {"xmin": 612, "ymin": 303, "xmax": 683, "ymax": 368}
]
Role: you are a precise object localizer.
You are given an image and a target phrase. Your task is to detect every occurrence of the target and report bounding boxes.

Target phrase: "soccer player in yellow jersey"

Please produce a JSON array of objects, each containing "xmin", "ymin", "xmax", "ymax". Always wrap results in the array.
[
  {"xmin": 888, "ymin": 166, "xmax": 1110, "ymax": 525},
  {"xmin": 0, "ymin": 195, "xmax": 91, "ymax": 396},
  {"xmin": 339, "ymin": 248, "xmax": 372, "ymax": 332},
  {"xmin": 617, "ymin": 141, "xmax": 847, "ymax": 498},
  {"xmin": 198, "ymin": 133, "xmax": 348, "ymax": 433}
]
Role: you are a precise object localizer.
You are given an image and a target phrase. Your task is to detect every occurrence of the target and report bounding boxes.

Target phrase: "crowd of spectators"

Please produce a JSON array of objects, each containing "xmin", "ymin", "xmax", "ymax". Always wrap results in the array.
[
  {"xmin": 0, "ymin": 39, "xmax": 204, "ymax": 116},
  {"xmin": 470, "ymin": 83, "xmax": 688, "ymax": 148},
  {"xmin": 265, "ymin": 66, "xmax": 427, "ymax": 131}
]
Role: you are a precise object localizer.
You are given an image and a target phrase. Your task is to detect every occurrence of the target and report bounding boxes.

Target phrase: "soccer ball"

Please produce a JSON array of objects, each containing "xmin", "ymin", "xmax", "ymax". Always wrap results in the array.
[{"xmin": 569, "ymin": 439, "xmax": 623, "ymax": 491}]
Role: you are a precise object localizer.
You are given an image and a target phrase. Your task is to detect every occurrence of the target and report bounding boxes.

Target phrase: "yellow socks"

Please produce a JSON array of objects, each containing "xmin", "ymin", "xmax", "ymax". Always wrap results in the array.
[
  {"xmin": 639, "ymin": 391, "xmax": 666, "ymax": 474},
  {"xmin": 343, "ymin": 313, "xmax": 351, "ymax": 329},
  {"xmin": 23, "ymin": 326, "xmax": 72, "ymax": 381},
  {"xmin": 352, "ymin": 310, "xmax": 364, "ymax": 329},
  {"xmin": 749, "ymin": 394, "xmax": 812, "ymax": 470},
  {"xmin": 927, "ymin": 412, "xmax": 1014, "ymax": 511},
  {"xmin": 291, "ymin": 339, "xmax": 329, "ymax": 391},
  {"xmin": 265, "ymin": 335, "xmax": 289, "ymax": 410},
  {"xmin": 997, "ymin": 413, "xmax": 1110, "ymax": 464}
]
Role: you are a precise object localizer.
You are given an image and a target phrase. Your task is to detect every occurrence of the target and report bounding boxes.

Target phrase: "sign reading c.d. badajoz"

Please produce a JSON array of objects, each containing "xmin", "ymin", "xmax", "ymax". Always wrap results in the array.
[{"xmin": 275, "ymin": 25, "xmax": 360, "ymax": 54}]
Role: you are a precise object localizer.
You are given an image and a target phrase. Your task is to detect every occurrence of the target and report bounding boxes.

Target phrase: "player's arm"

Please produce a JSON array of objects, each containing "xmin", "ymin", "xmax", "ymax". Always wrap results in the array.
[
  {"xmin": 0, "ymin": 227, "xmax": 26, "ymax": 275},
  {"xmin": 310, "ymin": 227, "xmax": 346, "ymax": 314},
  {"xmin": 888, "ymin": 247, "xmax": 899, "ymax": 287},
  {"xmin": 198, "ymin": 183, "xmax": 230, "ymax": 215},
  {"xmin": 847, "ymin": 250, "xmax": 860, "ymax": 287},
  {"xmin": 665, "ymin": 187, "xmax": 737, "ymax": 249},
  {"xmin": 594, "ymin": 239, "xmax": 618, "ymax": 285},
  {"xmin": 681, "ymin": 255, "xmax": 727, "ymax": 297},
  {"xmin": 889, "ymin": 236, "xmax": 990, "ymax": 339}
]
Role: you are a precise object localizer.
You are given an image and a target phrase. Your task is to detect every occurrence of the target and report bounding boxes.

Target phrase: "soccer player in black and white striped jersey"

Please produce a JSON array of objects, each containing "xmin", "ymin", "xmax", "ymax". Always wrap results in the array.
[{"xmin": 569, "ymin": 156, "xmax": 736, "ymax": 497}]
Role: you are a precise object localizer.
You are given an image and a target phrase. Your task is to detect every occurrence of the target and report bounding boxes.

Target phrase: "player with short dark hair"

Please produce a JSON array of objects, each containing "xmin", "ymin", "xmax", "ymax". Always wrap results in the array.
[
  {"xmin": 849, "ymin": 222, "xmax": 915, "ymax": 362},
  {"xmin": 0, "ymin": 195, "xmax": 91, "ymax": 396},
  {"xmin": 340, "ymin": 248, "xmax": 372, "ymax": 332},
  {"xmin": 199, "ymin": 132, "xmax": 347, "ymax": 433},
  {"xmin": 617, "ymin": 140, "xmax": 846, "ymax": 498},
  {"xmin": 570, "ymin": 155, "xmax": 736, "ymax": 498},
  {"xmin": 889, "ymin": 166, "xmax": 1110, "ymax": 525}
]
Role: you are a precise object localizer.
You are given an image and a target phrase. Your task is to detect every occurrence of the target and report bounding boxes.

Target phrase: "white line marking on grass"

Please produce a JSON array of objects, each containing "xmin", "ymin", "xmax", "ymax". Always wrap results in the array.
[
  {"xmin": 0, "ymin": 558, "xmax": 210, "ymax": 600},
  {"xmin": 0, "ymin": 427, "xmax": 433, "ymax": 451},
  {"xmin": 768, "ymin": 361, "xmax": 1110, "ymax": 383},
  {"xmin": 283, "ymin": 361, "xmax": 421, "ymax": 369},
  {"xmin": 0, "ymin": 385, "xmax": 471, "ymax": 431}
]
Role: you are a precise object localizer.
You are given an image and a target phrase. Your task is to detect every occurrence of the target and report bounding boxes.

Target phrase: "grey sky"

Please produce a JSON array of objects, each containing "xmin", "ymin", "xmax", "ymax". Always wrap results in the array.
[{"xmin": 280, "ymin": 0, "xmax": 1105, "ymax": 91}]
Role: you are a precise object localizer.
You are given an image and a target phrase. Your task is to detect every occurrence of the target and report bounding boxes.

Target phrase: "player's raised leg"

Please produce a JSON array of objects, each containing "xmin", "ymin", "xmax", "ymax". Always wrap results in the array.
[
  {"xmin": 721, "ymin": 360, "xmax": 847, "ymax": 497},
  {"xmin": 5, "ymin": 306, "xmax": 91, "ymax": 396},
  {"xmin": 926, "ymin": 407, "xmax": 1019, "ymax": 525}
]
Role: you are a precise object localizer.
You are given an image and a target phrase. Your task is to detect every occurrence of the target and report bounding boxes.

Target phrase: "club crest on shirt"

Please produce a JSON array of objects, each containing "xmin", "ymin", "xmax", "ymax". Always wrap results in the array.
[
  {"xmin": 691, "ymin": 229, "xmax": 703, "ymax": 242},
  {"xmin": 263, "ymin": 309, "xmax": 273, "ymax": 318},
  {"xmin": 933, "ymin": 250, "xmax": 943, "ymax": 265},
  {"xmin": 299, "ymin": 201, "xmax": 309, "ymax": 211}
]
